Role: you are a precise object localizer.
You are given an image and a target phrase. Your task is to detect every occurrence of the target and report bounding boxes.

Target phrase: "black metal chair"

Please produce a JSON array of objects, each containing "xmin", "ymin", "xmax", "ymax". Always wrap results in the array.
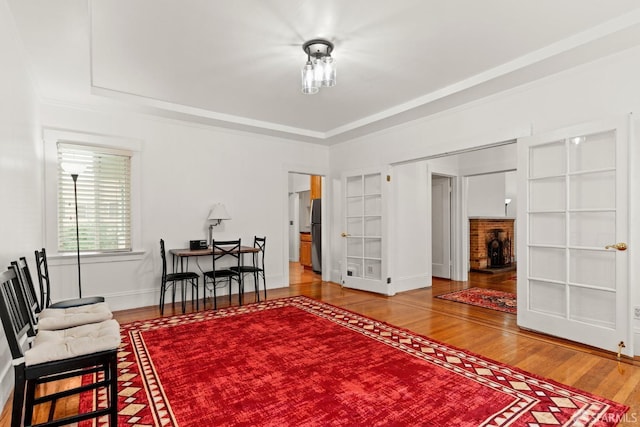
[
  {"xmin": 160, "ymin": 239, "xmax": 200, "ymax": 315},
  {"xmin": 203, "ymin": 239, "xmax": 242, "ymax": 310},
  {"xmin": 230, "ymin": 236, "xmax": 266, "ymax": 302},
  {"xmin": 34, "ymin": 248, "xmax": 105, "ymax": 309},
  {"xmin": 0, "ymin": 266, "xmax": 120, "ymax": 427},
  {"xmin": 12, "ymin": 258, "xmax": 112, "ymax": 331}
]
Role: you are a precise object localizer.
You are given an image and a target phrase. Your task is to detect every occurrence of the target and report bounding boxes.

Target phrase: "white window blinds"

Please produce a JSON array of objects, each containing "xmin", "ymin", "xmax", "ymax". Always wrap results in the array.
[{"xmin": 57, "ymin": 143, "xmax": 132, "ymax": 252}]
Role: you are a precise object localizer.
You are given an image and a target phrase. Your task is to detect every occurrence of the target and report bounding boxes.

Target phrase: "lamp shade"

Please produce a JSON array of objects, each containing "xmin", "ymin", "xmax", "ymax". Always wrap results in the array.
[
  {"xmin": 322, "ymin": 56, "xmax": 336, "ymax": 87},
  {"xmin": 61, "ymin": 162, "xmax": 87, "ymax": 175},
  {"xmin": 301, "ymin": 61, "xmax": 319, "ymax": 95},
  {"xmin": 208, "ymin": 203, "xmax": 231, "ymax": 222}
]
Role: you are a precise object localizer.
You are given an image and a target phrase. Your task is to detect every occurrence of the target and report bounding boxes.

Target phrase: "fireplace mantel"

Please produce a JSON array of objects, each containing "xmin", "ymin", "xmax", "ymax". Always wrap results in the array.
[{"xmin": 469, "ymin": 216, "xmax": 516, "ymax": 220}]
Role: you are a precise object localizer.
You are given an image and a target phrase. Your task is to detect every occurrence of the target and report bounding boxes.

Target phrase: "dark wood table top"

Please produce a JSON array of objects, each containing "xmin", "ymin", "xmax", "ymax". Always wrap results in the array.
[{"xmin": 169, "ymin": 246, "xmax": 258, "ymax": 257}]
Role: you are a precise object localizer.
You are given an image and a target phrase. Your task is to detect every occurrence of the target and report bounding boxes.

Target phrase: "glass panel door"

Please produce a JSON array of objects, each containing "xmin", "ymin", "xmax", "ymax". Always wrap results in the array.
[
  {"xmin": 518, "ymin": 118, "xmax": 629, "ymax": 355},
  {"xmin": 342, "ymin": 169, "xmax": 389, "ymax": 294}
]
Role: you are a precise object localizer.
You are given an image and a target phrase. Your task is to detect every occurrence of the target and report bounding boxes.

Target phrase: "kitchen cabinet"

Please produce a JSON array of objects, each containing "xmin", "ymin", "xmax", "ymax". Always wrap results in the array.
[
  {"xmin": 310, "ymin": 175, "xmax": 322, "ymax": 200},
  {"xmin": 300, "ymin": 232, "xmax": 312, "ymax": 269}
]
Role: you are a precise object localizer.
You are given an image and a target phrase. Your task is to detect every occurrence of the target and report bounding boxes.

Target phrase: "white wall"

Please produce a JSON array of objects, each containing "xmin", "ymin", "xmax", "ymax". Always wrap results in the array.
[
  {"xmin": 298, "ymin": 190, "xmax": 311, "ymax": 231},
  {"xmin": 505, "ymin": 171, "xmax": 517, "ymax": 217},
  {"xmin": 391, "ymin": 161, "xmax": 430, "ymax": 293},
  {"xmin": 0, "ymin": 0, "xmax": 41, "ymax": 410},
  {"xmin": 329, "ymin": 46, "xmax": 640, "ymax": 353},
  {"xmin": 38, "ymin": 104, "xmax": 329, "ymax": 311},
  {"xmin": 467, "ymin": 173, "xmax": 507, "ymax": 218},
  {"xmin": 289, "ymin": 173, "xmax": 310, "ymax": 193}
]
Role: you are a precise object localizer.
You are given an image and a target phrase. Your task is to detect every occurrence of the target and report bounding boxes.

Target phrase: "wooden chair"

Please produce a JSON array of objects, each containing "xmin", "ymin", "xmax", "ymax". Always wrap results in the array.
[
  {"xmin": 34, "ymin": 248, "xmax": 105, "ymax": 309},
  {"xmin": 0, "ymin": 266, "xmax": 120, "ymax": 427},
  {"xmin": 11, "ymin": 258, "xmax": 112, "ymax": 331},
  {"xmin": 160, "ymin": 239, "xmax": 200, "ymax": 315},
  {"xmin": 230, "ymin": 236, "xmax": 266, "ymax": 302},
  {"xmin": 203, "ymin": 239, "xmax": 242, "ymax": 310}
]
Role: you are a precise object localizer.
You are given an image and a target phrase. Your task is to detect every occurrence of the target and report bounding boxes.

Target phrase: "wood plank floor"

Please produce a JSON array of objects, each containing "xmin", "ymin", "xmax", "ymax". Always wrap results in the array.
[{"xmin": 2, "ymin": 266, "xmax": 639, "ymax": 426}]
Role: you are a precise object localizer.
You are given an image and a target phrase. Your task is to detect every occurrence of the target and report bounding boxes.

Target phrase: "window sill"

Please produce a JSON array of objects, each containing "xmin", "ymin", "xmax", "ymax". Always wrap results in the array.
[{"xmin": 47, "ymin": 250, "xmax": 146, "ymax": 266}]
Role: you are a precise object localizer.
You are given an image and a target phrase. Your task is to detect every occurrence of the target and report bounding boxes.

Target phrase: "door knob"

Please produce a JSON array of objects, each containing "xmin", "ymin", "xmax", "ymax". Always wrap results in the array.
[
  {"xmin": 604, "ymin": 242, "xmax": 627, "ymax": 251},
  {"xmin": 341, "ymin": 232, "xmax": 351, "ymax": 237}
]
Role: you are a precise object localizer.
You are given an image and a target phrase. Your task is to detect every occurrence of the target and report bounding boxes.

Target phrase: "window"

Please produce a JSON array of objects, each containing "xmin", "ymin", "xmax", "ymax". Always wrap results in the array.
[{"xmin": 57, "ymin": 142, "xmax": 132, "ymax": 252}]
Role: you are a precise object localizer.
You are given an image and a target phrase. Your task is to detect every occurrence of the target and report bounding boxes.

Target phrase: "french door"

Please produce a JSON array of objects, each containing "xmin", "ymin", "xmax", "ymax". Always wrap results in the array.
[
  {"xmin": 517, "ymin": 117, "xmax": 630, "ymax": 355},
  {"xmin": 341, "ymin": 168, "xmax": 390, "ymax": 295}
]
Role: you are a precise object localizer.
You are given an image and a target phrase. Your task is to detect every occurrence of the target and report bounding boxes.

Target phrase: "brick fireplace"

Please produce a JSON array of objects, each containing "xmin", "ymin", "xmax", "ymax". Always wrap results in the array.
[{"xmin": 469, "ymin": 218, "xmax": 515, "ymax": 271}]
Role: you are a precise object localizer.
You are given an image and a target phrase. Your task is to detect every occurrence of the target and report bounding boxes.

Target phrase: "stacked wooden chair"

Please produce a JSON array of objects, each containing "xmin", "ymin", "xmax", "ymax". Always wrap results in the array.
[
  {"xmin": 12, "ymin": 257, "xmax": 112, "ymax": 333},
  {"xmin": 35, "ymin": 248, "xmax": 105, "ymax": 309},
  {"xmin": 0, "ymin": 258, "xmax": 120, "ymax": 426}
]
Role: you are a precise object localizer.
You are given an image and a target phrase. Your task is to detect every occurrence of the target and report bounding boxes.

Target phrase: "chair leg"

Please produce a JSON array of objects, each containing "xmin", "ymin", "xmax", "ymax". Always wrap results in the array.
[
  {"xmin": 253, "ymin": 271, "xmax": 260, "ymax": 302},
  {"xmin": 213, "ymin": 280, "xmax": 217, "ymax": 310},
  {"xmin": 11, "ymin": 365, "xmax": 26, "ymax": 427},
  {"xmin": 203, "ymin": 279, "xmax": 208, "ymax": 310},
  {"xmin": 109, "ymin": 352, "xmax": 119, "ymax": 426},
  {"xmin": 262, "ymin": 271, "xmax": 267, "ymax": 300},
  {"xmin": 179, "ymin": 280, "xmax": 184, "ymax": 313},
  {"xmin": 194, "ymin": 278, "xmax": 199, "ymax": 311},
  {"xmin": 159, "ymin": 283, "xmax": 166, "ymax": 315},
  {"xmin": 171, "ymin": 283, "xmax": 176, "ymax": 309},
  {"xmin": 24, "ymin": 380, "xmax": 37, "ymax": 425}
]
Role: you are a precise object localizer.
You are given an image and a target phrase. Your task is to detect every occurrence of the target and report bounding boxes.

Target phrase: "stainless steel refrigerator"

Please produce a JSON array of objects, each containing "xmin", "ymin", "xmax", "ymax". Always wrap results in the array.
[{"xmin": 311, "ymin": 198, "xmax": 322, "ymax": 274}]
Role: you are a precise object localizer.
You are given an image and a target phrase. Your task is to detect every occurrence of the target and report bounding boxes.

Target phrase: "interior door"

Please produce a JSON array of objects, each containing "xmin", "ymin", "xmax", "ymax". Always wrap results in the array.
[
  {"xmin": 517, "ymin": 117, "xmax": 630, "ymax": 355},
  {"xmin": 432, "ymin": 175, "xmax": 451, "ymax": 278},
  {"xmin": 341, "ymin": 168, "xmax": 390, "ymax": 295}
]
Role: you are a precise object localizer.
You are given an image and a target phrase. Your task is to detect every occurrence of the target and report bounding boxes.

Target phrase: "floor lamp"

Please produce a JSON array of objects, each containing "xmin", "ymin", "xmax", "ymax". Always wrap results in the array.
[{"xmin": 62, "ymin": 162, "xmax": 86, "ymax": 298}]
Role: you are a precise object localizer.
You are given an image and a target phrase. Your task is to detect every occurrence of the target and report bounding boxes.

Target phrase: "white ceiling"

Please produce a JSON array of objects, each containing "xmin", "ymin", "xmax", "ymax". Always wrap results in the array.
[{"xmin": 7, "ymin": 0, "xmax": 640, "ymax": 145}]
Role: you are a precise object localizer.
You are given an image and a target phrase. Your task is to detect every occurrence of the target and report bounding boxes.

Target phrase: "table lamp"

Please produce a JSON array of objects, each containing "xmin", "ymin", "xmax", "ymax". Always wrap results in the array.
[{"xmin": 208, "ymin": 203, "xmax": 231, "ymax": 247}]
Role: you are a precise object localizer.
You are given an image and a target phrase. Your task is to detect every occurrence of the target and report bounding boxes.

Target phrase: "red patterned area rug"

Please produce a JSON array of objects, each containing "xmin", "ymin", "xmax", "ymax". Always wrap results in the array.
[
  {"xmin": 437, "ymin": 287, "xmax": 517, "ymax": 314},
  {"xmin": 80, "ymin": 296, "xmax": 627, "ymax": 426}
]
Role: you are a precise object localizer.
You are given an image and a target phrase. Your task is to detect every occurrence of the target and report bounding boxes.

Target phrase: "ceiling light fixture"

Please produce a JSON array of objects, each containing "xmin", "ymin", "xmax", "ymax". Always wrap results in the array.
[{"xmin": 301, "ymin": 39, "xmax": 336, "ymax": 95}]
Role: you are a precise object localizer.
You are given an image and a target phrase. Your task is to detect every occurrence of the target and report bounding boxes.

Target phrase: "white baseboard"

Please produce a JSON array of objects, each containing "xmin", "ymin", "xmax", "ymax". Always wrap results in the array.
[
  {"xmin": 393, "ymin": 274, "xmax": 431, "ymax": 293},
  {"xmin": 104, "ymin": 273, "xmax": 286, "ymax": 311}
]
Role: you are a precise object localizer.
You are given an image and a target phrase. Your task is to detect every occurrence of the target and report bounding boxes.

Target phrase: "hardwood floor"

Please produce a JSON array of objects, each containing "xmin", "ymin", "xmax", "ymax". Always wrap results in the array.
[
  {"xmin": 3, "ymin": 269, "xmax": 639, "ymax": 426},
  {"xmin": 288, "ymin": 261, "xmax": 321, "ymax": 286}
]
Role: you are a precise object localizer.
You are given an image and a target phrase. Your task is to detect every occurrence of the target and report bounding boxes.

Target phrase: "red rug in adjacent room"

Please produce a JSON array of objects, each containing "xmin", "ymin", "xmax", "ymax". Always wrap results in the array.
[
  {"xmin": 437, "ymin": 287, "xmax": 517, "ymax": 314},
  {"xmin": 81, "ymin": 296, "xmax": 627, "ymax": 426}
]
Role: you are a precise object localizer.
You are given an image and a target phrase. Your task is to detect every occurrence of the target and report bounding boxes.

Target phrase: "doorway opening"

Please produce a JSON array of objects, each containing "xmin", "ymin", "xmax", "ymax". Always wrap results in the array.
[
  {"xmin": 431, "ymin": 168, "xmax": 518, "ymax": 310},
  {"xmin": 424, "ymin": 142, "xmax": 517, "ymax": 297},
  {"xmin": 466, "ymin": 170, "xmax": 517, "ymax": 280},
  {"xmin": 288, "ymin": 172, "xmax": 323, "ymax": 285}
]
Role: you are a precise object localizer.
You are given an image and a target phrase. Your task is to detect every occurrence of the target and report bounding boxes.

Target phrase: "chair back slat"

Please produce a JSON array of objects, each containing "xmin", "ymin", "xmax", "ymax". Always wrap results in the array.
[
  {"xmin": 160, "ymin": 239, "xmax": 168, "ymax": 281},
  {"xmin": 10, "ymin": 260, "xmax": 38, "ymax": 336},
  {"xmin": 253, "ymin": 236, "xmax": 266, "ymax": 270},
  {"xmin": 212, "ymin": 239, "xmax": 241, "ymax": 273},
  {"xmin": 0, "ymin": 268, "xmax": 30, "ymax": 360},
  {"xmin": 34, "ymin": 248, "xmax": 52, "ymax": 308},
  {"xmin": 15, "ymin": 258, "xmax": 41, "ymax": 313}
]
